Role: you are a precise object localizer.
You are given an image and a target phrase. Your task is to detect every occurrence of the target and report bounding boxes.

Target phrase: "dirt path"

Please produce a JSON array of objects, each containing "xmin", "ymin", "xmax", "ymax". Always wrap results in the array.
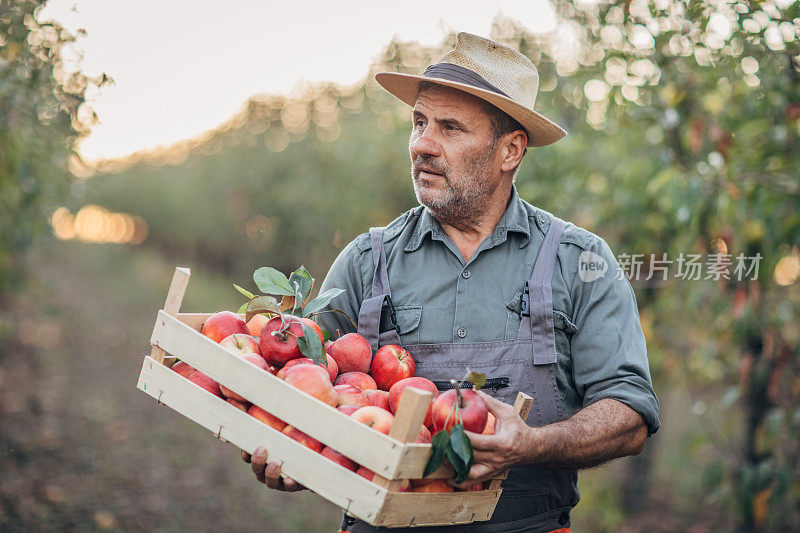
[{"xmin": 0, "ymin": 240, "xmax": 340, "ymax": 532}]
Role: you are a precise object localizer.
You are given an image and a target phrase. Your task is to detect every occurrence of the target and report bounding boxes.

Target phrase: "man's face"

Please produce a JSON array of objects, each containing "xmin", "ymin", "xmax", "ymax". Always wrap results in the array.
[{"xmin": 409, "ymin": 85, "xmax": 503, "ymax": 227}]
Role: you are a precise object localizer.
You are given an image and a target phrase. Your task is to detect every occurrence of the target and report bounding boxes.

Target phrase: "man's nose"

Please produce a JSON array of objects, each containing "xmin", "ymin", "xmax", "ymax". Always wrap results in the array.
[{"xmin": 410, "ymin": 127, "xmax": 442, "ymax": 158}]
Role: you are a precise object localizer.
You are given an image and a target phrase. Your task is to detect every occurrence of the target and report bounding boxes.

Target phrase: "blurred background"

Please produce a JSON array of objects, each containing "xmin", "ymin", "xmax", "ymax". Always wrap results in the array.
[{"xmin": 1, "ymin": 0, "xmax": 799, "ymax": 531}]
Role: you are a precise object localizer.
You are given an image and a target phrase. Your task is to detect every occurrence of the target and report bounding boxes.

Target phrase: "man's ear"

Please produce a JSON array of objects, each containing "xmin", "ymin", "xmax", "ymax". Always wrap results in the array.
[{"xmin": 500, "ymin": 130, "xmax": 527, "ymax": 173}]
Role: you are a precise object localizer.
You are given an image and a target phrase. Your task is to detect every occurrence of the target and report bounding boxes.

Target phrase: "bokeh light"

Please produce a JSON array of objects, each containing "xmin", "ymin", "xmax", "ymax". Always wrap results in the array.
[
  {"xmin": 774, "ymin": 253, "xmax": 800, "ymax": 286},
  {"xmin": 50, "ymin": 205, "xmax": 148, "ymax": 245}
]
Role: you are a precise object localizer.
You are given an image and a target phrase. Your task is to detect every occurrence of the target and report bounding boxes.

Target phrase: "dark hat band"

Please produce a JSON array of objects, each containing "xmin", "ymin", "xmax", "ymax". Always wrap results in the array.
[{"xmin": 422, "ymin": 63, "xmax": 509, "ymax": 98}]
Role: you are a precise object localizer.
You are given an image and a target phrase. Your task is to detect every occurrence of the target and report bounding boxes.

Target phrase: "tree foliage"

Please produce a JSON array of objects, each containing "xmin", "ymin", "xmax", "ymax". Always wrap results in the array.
[{"xmin": 0, "ymin": 0, "xmax": 109, "ymax": 295}]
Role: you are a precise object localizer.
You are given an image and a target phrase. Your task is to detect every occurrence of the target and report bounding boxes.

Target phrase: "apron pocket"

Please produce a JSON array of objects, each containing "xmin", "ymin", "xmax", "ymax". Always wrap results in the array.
[{"xmin": 395, "ymin": 305, "xmax": 422, "ymax": 346}]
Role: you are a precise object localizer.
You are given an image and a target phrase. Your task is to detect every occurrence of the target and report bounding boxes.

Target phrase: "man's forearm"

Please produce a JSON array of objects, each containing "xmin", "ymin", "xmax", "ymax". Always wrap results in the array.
[{"xmin": 522, "ymin": 398, "xmax": 648, "ymax": 470}]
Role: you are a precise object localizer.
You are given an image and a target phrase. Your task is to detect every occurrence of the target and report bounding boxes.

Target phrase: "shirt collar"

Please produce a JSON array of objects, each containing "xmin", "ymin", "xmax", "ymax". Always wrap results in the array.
[{"xmin": 404, "ymin": 185, "xmax": 532, "ymax": 253}]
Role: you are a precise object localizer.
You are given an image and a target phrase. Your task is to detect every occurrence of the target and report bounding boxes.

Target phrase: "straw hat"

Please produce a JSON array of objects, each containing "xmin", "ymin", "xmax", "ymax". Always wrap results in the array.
[{"xmin": 375, "ymin": 32, "xmax": 566, "ymax": 147}]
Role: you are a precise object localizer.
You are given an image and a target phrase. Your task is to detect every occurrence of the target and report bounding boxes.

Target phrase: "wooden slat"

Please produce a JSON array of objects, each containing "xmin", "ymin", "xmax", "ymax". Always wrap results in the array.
[
  {"xmin": 375, "ymin": 489, "xmax": 502, "ymax": 527},
  {"xmin": 374, "ymin": 387, "xmax": 432, "ymax": 491},
  {"xmin": 150, "ymin": 311, "xmax": 418, "ymax": 479},
  {"xmin": 149, "ymin": 268, "xmax": 191, "ymax": 364},
  {"xmin": 176, "ymin": 313, "xmax": 212, "ymax": 331},
  {"xmin": 136, "ymin": 356, "xmax": 386, "ymax": 523},
  {"xmin": 487, "ymin": 391, "xmax": 533, "ymax": 490}
]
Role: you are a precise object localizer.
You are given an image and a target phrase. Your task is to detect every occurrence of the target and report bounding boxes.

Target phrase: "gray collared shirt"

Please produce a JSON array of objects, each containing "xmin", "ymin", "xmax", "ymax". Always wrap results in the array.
[{"xmin": 317, "ymin": 187, "xmax": 660, "ymax": 434}]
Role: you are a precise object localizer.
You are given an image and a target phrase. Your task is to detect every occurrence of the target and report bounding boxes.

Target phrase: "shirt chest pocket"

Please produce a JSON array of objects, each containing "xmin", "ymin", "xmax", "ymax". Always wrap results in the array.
[
  {"xmin": 394, "ymin": 305, "xmax": 422, "ymax": 346},
  {"xmin": 505, "ymin": 291, "xmax": 578, "ymax": 356}
]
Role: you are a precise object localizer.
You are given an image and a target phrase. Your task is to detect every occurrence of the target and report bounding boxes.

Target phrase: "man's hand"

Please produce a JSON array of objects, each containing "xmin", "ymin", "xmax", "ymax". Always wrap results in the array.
[
  {"xmin": 452, "ymin": 392, "xmax": 649, "ymax": 489},
  {"xmin": 241, "ymin": 447, "xmax": 307, "ymax": 492},
  {"xmin": 451, "ymin": 391, "xmax": 536, "ymax": 489}
]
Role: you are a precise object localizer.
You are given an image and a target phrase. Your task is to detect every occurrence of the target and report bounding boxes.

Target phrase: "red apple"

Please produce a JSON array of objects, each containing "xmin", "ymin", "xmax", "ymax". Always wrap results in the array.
[
  {"xmin": 371, "ymin": 345, "xmax": 415, "ymax": 391},
  {"xmin": 226, "ymin": 398, "xmax": 250, "ymax": 411},
  {"xmin": 187, "ymin": 371, "xmax": 222, "ymax": 397},
  {"xmin": 364, "ymin": 389, "xmax": 390, "ymax": 411},
  {"xmin": 355, "ymin": 467, "xmax": 408, "ymax": 490},
  {"xmin": 334, "ymin": 384, "xmax": 371, "ymax": 408},
  {"xmin": 320, "ymin": 446, "xmax": 359, "ymax": 472},
  {"xmin": 259, "ymin": 314, "xmax": 306, "ymax": 366},
  {"xmin": 411, "ymin": 478, "xmax": 454, "ymax": 493},
  {"xmin": 298, "ymin": 317, "xmax": 325, "ymax": 345},
  {"xmin": 334, "ymin": 371, "xmax": 377, "ymax": 390},
  {"xmin": 220, "ymin": 352, "xmax": 271, "ymax": 401},
  {"xmin": 282, "ymin": 364, "xmax": 338, "ymax": 407},
  {"xmin": 246, "ymin": 313, "xmax": 271, "ymax": 338},
  {"xmin": 171, "ymin": 360, "xmax": 195, "ymax": 378},
  {"xmin": 337, "ymin": 405, "xmax": 361, "ymax": 416},
  {"xmin": 282, "ymin": 425, "xmax": 324, "ymax": 453},
  {"xmin": 430, "ymin": 389, "xmax": 488, "ymax": 434},
  {"xmin": 247, "ymin": 405, "xmax": 287, "ymax": 432},
  {"xmin": 350, "ymin": 406, "xmax": 394, "ymax": 434},
  {"xmin": 326, "ymin": 332, "xmax": 372, "ymax": 374},
  {"xmin": 483, "ymin": 413, "xmax": 496, "ymax": 435},
  {"xmin": 388, "ymin": 377, "xmax": 439, "ymax": 426},
  {"xmin": 356, "ymin": 466, "xmax": 374, "ymax": 481},
  {"xmin": 416, "ymin": 425, "xmax": 431, "ymax": 444},
  {"xmin": 219, "ymin": 333, "xmax": 262, "ymax": 357},
  {"xmin": 276, "ymin": 355, "xmax": 338, "ymax": 383},
  {"xmin": 201, "ymin": 311, "xmax": 249, "ymax": 343}
]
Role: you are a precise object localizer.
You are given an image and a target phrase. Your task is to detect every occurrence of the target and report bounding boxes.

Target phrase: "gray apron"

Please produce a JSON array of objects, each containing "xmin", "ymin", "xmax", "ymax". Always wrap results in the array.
[{"xmin": 344, "ymin": 217, "xmax": 576, "ymax": 533}]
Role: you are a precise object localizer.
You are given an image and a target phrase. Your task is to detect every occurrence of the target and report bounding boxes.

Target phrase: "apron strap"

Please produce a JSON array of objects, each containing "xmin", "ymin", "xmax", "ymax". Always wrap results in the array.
[
  {"xmin": 521, "ymin": 216, "xmax": 567, "ymax": 426},
  {"xmin": 370, "ymin": 228, "xmax": 391, "ymax": 298},
  {"xmin": 356, "ymin": 228, "xmax": 401, "ymax": 352}
]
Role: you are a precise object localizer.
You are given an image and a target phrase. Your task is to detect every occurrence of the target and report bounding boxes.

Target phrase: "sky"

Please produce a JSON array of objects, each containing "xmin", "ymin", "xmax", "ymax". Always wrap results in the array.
[{"xmin": 37, "ymin": 0, "xmax": 558, "ymax": 163}]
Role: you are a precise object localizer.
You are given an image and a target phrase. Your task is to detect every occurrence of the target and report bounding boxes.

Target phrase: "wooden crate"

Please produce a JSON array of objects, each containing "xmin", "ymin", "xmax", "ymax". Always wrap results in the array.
[{"xmin": 137, "ymin": 267, "xmax": 532, "ymax": 528}]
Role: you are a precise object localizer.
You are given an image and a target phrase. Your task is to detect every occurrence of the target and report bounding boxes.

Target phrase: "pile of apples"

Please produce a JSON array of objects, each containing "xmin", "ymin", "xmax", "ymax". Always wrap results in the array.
[{"xmin": 171, "ymin": 310, "xmax": 492, "ymax": 492}]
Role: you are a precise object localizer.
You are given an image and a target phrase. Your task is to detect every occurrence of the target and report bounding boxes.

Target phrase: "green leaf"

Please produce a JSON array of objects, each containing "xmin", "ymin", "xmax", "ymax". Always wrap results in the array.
[
  {"xmin": 445, "ymin": 445, "xmax": 467, "ymax": 483},
  {"xmin": 465, "ymin": 371, "xmax": 486, "ymax": 391},
  {"xmin": 302, "ymin": 288, "xmax": 345, "ymax": 317},
  {"xmin": 236, "ymin": 302, "xmax": 248, "ymax": 314},
  {"xmin": 288, "ymin": 265, "xmax": 314, "ymax": 305},
  {"xmin": 245, "ymin": 295, "xmax": 280, "ymax": 322},
  {"xmin": 253, "ymin": 267, "xmax": 293, "ymax": 296},
  {"xmin": 423, "ymin": 430, "xmax": 450, "ymax": 477},
  {"xmin": 449, "ymin": 424, "xmax": 474, "ymax": 480},
  {"xmin": 233, "ymin": 283, "xmax": 255, "ymax": 300},
  {"xmin": 296, "ymin": 322, "xmax": 326, "ymax": 366},
  {"xmin": 321, "ymin": 328, "xmax": 332, "ymax": 342}
]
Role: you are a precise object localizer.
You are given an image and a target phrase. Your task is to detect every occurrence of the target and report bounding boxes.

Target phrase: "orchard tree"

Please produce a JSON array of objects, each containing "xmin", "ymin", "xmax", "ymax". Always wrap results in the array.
[
  {"xmin": 0, "ymin": 1, "xmax": 110, "ymax": 302},
  {"xmin": 496, "ymin": 1, "xmax": 799, "ymax": 530}
]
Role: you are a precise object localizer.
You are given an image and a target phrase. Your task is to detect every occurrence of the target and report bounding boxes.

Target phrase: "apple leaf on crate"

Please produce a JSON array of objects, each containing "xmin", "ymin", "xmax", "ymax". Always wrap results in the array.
[
  {"xmin": 288, "ymin": 266, "xmax": 314, "ymax": 306},
  {"xmin": 448, "ymin": 424, "xmax": 474, "ymax": 483},
  {"xmin": 465, "ymin": 370, "xmax": 486, "ymax": 391},
  {"xmin": 302, "ymin": 288, "xmax": 345, "ymax": 317},
  {"xmin": 253, "ymin": 267, "xmax": 294, "ymax": 296},
  {"xmin": 233, "ymin": 284, "xmax": 255, "ymax": 300},
  {"xmin": 245, "ymin": 295, "xmax": 280, "ymax": 322},
  {"xmin": 296, "ymin": 322, "xmax": 326, "ymax": 366},
  {"xmin": 423, "ymin": 430, "xmax": 450, "ymax": 477}
]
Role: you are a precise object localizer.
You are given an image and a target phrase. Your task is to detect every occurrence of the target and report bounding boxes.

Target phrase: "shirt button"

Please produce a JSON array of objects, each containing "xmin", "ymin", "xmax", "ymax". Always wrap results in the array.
[
  {"xmin": 457, "ymin": 327, "xmax": 467, "ymax": 338},
  {"xmin": 461, "ymin": 269, "xmax": 471, "ymax": 279}
]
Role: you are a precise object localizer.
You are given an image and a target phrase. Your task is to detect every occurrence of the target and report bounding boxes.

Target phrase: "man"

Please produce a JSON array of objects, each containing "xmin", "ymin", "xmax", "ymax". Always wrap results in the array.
[{"xmin": 244, "ymin": 33, "xmax": 660, "ymax": 532}]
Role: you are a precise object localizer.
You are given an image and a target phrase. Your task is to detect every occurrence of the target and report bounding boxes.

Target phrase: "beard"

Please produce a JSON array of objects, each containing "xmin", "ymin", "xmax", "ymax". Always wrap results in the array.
[{"xmin": 411, "ymin": 142, "xmax": 501, "ymax": 229}]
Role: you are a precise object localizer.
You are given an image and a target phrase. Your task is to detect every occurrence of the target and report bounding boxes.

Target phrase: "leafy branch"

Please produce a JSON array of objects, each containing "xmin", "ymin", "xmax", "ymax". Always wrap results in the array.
[{"xmin": 233, "ymin": 265, "xmax": 345, "ymax": 365}]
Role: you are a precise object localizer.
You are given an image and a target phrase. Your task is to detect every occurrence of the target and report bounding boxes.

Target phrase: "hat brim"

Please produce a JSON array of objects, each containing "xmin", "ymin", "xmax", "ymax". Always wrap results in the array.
[{"xmin": 375, "ymin": 72, "xmax": 567, "ymax": 147}]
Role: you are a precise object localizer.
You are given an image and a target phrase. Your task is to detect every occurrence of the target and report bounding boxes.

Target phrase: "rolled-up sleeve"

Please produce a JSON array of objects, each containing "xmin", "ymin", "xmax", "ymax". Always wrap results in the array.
[{"xmin": 569, "ymin": 237, "xmax": 661, "ymax": 435}]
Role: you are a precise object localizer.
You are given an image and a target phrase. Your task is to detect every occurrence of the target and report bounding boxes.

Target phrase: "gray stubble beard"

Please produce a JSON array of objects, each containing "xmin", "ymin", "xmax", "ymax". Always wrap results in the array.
[{"xmin": 411, "ymin": 141, "xmax": 501, "ymax": 230}]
